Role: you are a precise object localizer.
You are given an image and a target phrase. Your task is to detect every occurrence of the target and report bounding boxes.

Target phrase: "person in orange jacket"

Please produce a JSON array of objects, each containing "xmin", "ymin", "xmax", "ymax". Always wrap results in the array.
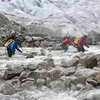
[
  {"xmin": 62, "ymin": 37, "xmax": 75, "ymax": 52},
  {"xmin": 77, "ymin": 34, "xmax": 89, "ymax": 52}
]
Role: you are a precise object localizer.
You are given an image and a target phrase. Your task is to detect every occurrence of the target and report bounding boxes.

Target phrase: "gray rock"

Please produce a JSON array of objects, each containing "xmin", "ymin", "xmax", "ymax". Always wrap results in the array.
[
  {"xmin": 59, "ymin": 76, "xmax": 71, "ymax": 87},
  {"xmin": 88, "ymin": 30, "xmax": 100, "ymax": 45},
  {"xmin": 51, "ymin": 43, "xmax": 62, "ymax": 50},
  {"xmin": 75, "ymin": 68, "xmax": 97, "ymax": 78},
  {"xmin": 70, "ymin": 76, "xmax": 86, "ymax": 85},
  {"xmin": 21, "ymin": 81, "xmax": 35, "ymax": 89},
  {"xmin": 33, "ymin": 69, "xmax": 48, "ymax": 79},
  {"xmin": 62, "ymin": 67, "xmax": 76, "ymax": 76},
  {"xmin": 32, "ymin": 36, "xmax": 43, "ymax": 41},
  {"xmin": 34, "ymin": 40, "xmax": 41, "ymax": 47},
  {"xmin": 77, "ymin": 83, "xmax": 84, "ymax": 90},
  {"xmin": 36, "ymin": 78, "xmax": 45, "ymax": 87},
  {"xmin": 69, "ymin": 83, "xmax": 77, "ymax": 91},
  {"xmin": 49, "ymin": 80, "xmax": 65, "ymax": 90},
  {"xmin": 97, "ymin": 62, "xmax": 100, "ymax": 67},
  {"xmin": 37, "ymin": 60, "xmax": 55, "ymax": 70},
  {"xmin": 85, "ymin": 56, "xmax": 97, "ymax": 69},
  {"xmin": 25, "ymin": 36, "xmax": 32, "ymax": 42},
  {"xmin": 19, "ymin": 71, "xmax": 29, "ymax": 81},
  {"xmin": 1, "ymin": 82, "xmax": 18, "ymax": 95},
  {"xmin": 3, "ymin": 67, "xmax": 24, "ymax": 80},
  {"xmin": 86, "ymin": 78, "xmax": 98, "ymax": 87},
  {"xmin": 45, "ymin": 77, "xmax": 51, "ymax": 86},
  {"xmin": 48, "ymin": 68, "xmax": 61, "ymax": 81},
  {"xmin": 24, "ymin": 64, "xmax": 36, "ymax": 71}
]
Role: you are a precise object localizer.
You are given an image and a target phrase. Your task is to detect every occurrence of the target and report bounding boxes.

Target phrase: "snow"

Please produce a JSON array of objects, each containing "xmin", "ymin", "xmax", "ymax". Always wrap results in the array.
[{"xmin": 0, "ymin": 0, "xmax": 100, "ymax": 36}]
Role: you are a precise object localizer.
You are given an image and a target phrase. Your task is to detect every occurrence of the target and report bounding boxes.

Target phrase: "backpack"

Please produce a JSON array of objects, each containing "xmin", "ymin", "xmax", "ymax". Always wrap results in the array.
[
  {"xmin": 5, "ymin": 39, "xmax": 14, "ymax": 47},
  {"xmin": 74, "ymin": 36, "xmax": 81, "ymax": 44}
]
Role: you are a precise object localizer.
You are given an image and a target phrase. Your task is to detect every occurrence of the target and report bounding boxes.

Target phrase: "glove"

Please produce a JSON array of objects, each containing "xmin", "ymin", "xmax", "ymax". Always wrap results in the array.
[{"xmin": 20, "ymin": 50, "xmax": 22, "ymax": 53}]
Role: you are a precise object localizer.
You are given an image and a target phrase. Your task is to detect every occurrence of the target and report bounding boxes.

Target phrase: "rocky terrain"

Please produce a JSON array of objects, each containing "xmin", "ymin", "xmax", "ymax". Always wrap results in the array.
[
  {"xmin": 0, "ymin": 0, "xmax": 100, "ymax": 99},
  {"xmin": 0, "ymin": 46, "xmax": 100, "ymax": 100}
]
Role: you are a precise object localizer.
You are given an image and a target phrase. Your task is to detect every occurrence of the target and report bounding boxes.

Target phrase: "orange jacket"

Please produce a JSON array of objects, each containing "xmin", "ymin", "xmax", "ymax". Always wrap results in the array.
[{"xmin": 62, "ymin": 39, "xmax": 74, "ymax": 46}]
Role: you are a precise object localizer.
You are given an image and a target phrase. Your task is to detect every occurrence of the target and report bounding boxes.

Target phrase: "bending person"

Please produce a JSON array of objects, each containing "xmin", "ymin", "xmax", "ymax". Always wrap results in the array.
[
  {"xmin": 77, "ymin": 34, "xmax": 89, "ymax": 52},
  {"xmin": 62, "ymin": 37, "xmax": 76, "ymax": 52},
  {"xmin": 7, "ymin": 39, "xmax": 22, "ymax": 57}
]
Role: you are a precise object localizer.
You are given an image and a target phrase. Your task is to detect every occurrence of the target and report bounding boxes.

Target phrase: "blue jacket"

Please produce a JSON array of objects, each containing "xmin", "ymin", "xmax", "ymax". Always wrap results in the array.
[{"xmin": 8, "ymin": 40, "xmax": 21, "ymax": 53}]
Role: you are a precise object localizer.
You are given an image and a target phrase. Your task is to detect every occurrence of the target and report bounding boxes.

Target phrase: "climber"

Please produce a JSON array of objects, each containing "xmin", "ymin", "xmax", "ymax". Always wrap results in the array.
[
  {"xmin": 5, "ymin": 31, "xmax": 16, "ymax": 47},
  {"xmin": 6, "ymin": 39, "xmax": 22, "ymax": 57},
  {"xmin": 62, "ymin": 36, "xmax": 76, "ymax": 52},
  {"xmin": 77, "ymin": 34, "xmax": 89, "ymax": 52}
]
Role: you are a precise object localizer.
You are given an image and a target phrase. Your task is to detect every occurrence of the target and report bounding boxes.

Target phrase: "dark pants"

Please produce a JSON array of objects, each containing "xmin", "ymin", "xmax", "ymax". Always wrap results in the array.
[
  {"xmin": 78, "ymin": 47, "xmax": 85, "ymax": 52},
  {"xmin": 7, "ymin": 47, "xmax": 15, "ymax": 57},
  {"xmin": 62, "ymin": 44, "xmax": 68, "ymax": 52}
]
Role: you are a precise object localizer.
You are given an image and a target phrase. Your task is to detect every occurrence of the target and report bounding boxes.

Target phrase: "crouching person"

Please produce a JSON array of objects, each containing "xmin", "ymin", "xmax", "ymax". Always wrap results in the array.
[{"xmin": 7, "ymin": 39, "xmax": 22, "ymax": 57}]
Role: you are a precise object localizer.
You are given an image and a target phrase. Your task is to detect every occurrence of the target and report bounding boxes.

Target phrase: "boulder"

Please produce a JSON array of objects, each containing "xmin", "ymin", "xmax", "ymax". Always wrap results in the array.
[
  {"xmin": 62, "ymin": 67, "xmax": 76, "ymax": 76},
  {"xmin": 77, "ymin": 83, "xmax": 84, "ymax": 90},
  {"xmin": 61, "ymin": 60, "xmax": 69, "ymax": 68},
  {"xmin": 88, "ymin": 30, "xmax": 100, "ymax": 45},
  {"xmin": 37, "ymin": 58, "xmax": 55, "ymax": 70},
  {"xmin": 49, "ymin": 80, "xmax": 65, "ymax": 90},
  {"xmin": 34, "ymin": 40, "xmax": 41, "ymax": 47},
  {"xmin": 21, "ymin": 81, "xmax": 35, "ymax": 89},
  {"xmin": 32, "ymin": 36, "xmax": 43, "ymax": 41},
  {"xmin": 40, "ymin": 40, "xmax": 54, "ymax": 47},
  {"xmin": 59, "ymin": 76, "xmax": 70, "ymax": 87},
  {"xmin": 85, "ymin": 56, "xmax": 97, "ymax": 69},
  {"xmin": 26, "ymin": 54, "xmax": 34, "ymax": 58},
  {"xmin": 1, "ymin": 82, "xmax": 18, "ymax": 95},
  {"xmin": 97, "ymin": 62, "xmax": 100, "ymax": 67},
  {"xmin": 94, "ymin": 54, "xmax": 100, "ymax": 61},
  {"xmin": 3, "ymin": 67, "xmax": 24, "ymax": 80},
  {"xmin": 45, "ymin": 77, "xmax": 51, "ymax": 86},
  {"xmin": 51, "ymin": 43, "xmax": 62, "ymax": 50},
  {"xmin": 25, "ymin": 36, "xmax": 32, "ymax": 42},
  {"xmin": 86, "ymin": 78, "xmax": 99, "ymax": 87},
  {"xmin": 75, "ymin": 68, "xmax": 97, "ymax": 78},
  {"xmin": 78, "ymin": 58, "xmax": 86, "ymax": 66},
  {"xmin": 48, "ymin": 68, "xmax": 61, "ymax": 81},
  {"xmin": 91, "ymin": 72, "xmax": 100, "ymax": 83},
  {"xmin": 69, "ymin": 76, "xmax": 86, "ymax": 85},
  {"xmin": 67, "ymin": 58, "xmax": 79, "ymax": 67},
  {"xmin": 33, "ymin": 69, "xmax": 48, "ymax": 79},
  {"xmin": 36, "ymin": 78, "xmax": 45, "ymax": 87},
  {"xmin": 24, "ymin": 64, "xmax": 36, "ymax": 71},
  {"xmin": 19, "ymin": 71, "xmax": 29, "ymax": 81},
  {"xmin": 61, "ymin": 58, "xmax": 79, "ymax": 68}
]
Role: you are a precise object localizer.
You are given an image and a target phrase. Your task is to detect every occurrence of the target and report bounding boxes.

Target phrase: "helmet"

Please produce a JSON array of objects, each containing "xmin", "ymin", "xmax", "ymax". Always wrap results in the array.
[{"xmin": 84, "ymin": 34, "xmax": 88, "ymax": 37}]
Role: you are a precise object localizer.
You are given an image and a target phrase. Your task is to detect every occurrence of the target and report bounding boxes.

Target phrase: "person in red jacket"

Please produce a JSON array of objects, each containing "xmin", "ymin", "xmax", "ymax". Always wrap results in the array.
[
  {"xmin": 62, "ymin": 37, "xmax": 75, "ymax": 52},
  {"xmin": 77, "ymin": 34, "xmax": 89, "ymax": 52}
]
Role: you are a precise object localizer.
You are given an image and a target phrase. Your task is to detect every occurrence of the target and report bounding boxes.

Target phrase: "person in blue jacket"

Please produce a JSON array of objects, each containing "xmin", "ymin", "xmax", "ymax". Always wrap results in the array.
[{"xmin": 7, "ymin": 39, "xmax": 22, "ymax": 57}]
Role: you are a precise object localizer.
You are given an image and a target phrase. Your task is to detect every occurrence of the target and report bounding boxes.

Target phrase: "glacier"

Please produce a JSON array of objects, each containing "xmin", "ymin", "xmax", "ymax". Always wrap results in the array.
[{"xmin": 0, "ymin": 0, "xmax": 100, "ymax": 36}]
